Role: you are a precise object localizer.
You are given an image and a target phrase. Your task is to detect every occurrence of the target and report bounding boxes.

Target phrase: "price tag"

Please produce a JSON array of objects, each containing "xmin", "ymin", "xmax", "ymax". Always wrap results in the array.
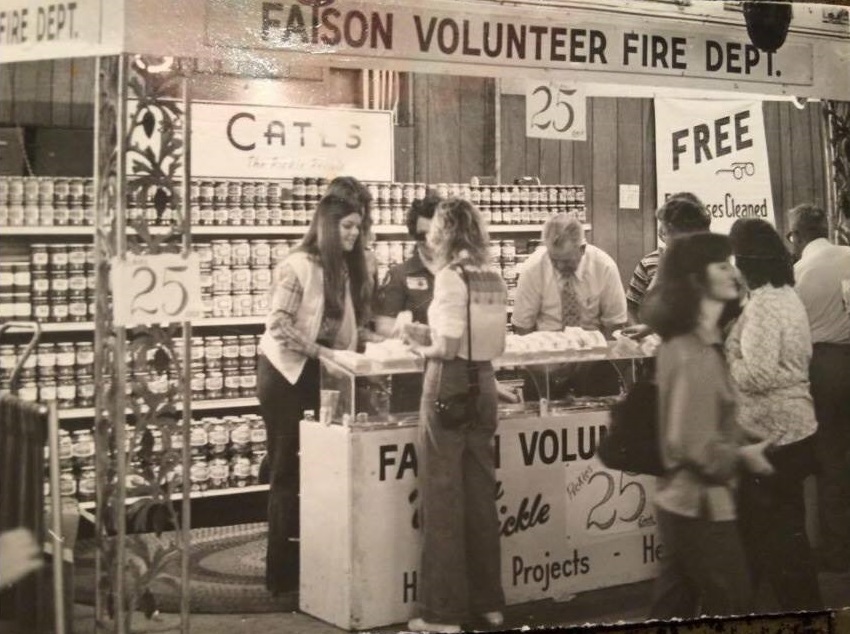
[
  {"xmin": 564, "ymin": 460, "xmax": 655, "ymax": 538},
  {"xmin": 111, "ymin": 253, "xmax": 203, "ymax": 327},
  {"xmin": 526, "ymin": 81, "xmax": 586, "ymax": 141}
]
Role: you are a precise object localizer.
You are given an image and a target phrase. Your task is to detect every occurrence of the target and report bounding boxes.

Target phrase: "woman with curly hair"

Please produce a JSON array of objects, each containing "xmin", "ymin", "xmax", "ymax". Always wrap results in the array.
[
  {"xmin": 406, "ymin": 198, "xmax": 507, "ymax": 633},
  {"xmin": 726, "ymin": 217, "xmax": 823, "ymax": 611}
]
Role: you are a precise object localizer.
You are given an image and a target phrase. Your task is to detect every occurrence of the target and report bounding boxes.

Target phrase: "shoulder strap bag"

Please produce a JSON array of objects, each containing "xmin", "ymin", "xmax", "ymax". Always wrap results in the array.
[{"xmin": 433, "ymin": 266, "xmax": 479, "ymax": 429}]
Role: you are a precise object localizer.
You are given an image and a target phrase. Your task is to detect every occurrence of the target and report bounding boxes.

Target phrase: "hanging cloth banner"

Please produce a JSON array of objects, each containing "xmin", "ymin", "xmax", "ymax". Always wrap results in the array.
[{"xmin": 654, "ymin": 98, "xmax": 775, "ymax": 234}]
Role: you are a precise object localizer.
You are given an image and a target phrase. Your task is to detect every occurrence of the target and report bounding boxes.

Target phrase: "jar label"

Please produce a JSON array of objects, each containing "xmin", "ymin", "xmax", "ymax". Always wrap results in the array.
[
  {"xmin": 209, "ymin": 461, "xmax": 229, "ymax": 479},
  {"xmin": 57, "ymin": 384, "xmax": 76, "ymax": 399}
]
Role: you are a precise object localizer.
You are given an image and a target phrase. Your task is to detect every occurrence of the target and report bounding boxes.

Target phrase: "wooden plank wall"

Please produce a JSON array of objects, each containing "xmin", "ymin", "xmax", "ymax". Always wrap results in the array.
[
  {"xmin": 0, "ymin": 59, "xmax": 97, "ymax": 128},
  {"xmin": 764, "ymin": 101, "xmax": 828, "ymax": 239},
  {"xmin": 404, "ymin": 74, "xmax": 496, "ymax": 185}
]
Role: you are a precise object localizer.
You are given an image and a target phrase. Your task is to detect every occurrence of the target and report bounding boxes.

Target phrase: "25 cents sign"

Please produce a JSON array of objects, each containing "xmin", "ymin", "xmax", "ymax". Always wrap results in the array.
[
  {"xmin": 111, "ymin": 254, "xmax": 203, "ymax": 327},
  {"xmin": 526, "ymin": 81, "xmax": 586, "ymax": 141}
]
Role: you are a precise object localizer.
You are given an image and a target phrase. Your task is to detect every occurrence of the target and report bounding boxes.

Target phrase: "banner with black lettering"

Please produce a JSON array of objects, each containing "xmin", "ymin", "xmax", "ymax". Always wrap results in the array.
[{"xmin": 654, "ymin": 99, "xmax": 775, "ymax": 234}]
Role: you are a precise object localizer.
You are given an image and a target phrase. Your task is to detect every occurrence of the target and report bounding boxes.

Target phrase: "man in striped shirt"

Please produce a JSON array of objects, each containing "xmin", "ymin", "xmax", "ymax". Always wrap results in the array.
[{"xmin": 626, "ymin": 194, "xmax": 711, "ymax": 323}]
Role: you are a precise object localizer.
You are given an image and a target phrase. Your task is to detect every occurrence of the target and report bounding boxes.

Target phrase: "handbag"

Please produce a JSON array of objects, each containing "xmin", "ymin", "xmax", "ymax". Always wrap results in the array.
[
  {"xmin": 597, "ymin": 379, "xmax": 664, "ymax": 476},
  {"xmin": 433, "ymin": 266, "xmax": 479, "ymax": 430}
]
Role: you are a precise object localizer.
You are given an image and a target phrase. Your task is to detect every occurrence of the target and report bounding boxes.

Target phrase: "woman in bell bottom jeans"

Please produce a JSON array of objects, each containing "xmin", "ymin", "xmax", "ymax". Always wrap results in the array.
[{"xmin": 406, "ymin": 198, "xmax": 508, "ymax": 633}]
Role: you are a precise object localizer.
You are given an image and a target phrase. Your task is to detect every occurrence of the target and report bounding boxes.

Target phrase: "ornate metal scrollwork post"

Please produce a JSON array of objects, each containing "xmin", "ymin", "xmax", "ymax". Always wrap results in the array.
[
  {"xmin": 93, "ymin": 53, "xmax": 192, "ymax": 634},
  {"xmin": 824, "ymin": 101, "xmax": 850, "ymax": 246}
]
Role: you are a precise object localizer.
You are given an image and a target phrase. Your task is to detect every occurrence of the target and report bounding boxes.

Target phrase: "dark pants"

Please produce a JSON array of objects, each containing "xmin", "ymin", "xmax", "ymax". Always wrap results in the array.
[
  {"xmin": 418, "ymin": 358, "xmax": 505, "ymax": 623},
  {"xmin": 256, "ymin": 353, "xmax": 320, "ymax": 593},
  {"xmin": 649, "ymin": 508, "xmax": 753, "ymax": 619},
  {"xmin": 737, "ymin": 436, "xmax": 823, "ymax": 611},
  {"xmin": 811, "ymin": 343, "xmax": 850, "ymax": 566}
]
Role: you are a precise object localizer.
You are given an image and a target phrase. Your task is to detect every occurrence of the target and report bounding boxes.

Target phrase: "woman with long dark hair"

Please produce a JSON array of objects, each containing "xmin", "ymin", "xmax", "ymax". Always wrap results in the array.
[
  {"xmin": 726, "ymin": 218, "xmax": 823, "ymax": 611},
  {"xmin": 406, "ymin": 199, "xmax": 507, "ymax": 633},
  {"xmin": 324, "ymin": 176, "xmax": 377, "ymax": 310},
  {"xmin": 257, "ymin": 194, "xmax": 372, "ymax": 595},
  {"xmin": 641, "ymin": 232, "xmax": 772, "ymax": 619}
]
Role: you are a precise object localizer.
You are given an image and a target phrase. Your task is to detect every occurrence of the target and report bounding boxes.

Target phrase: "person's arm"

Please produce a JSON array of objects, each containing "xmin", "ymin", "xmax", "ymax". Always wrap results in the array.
[
  {"xmin": 665, "ymin": 353, "xmax": 742, "ymax": 482},
  {"xmin": 373, "ymin": 316, "xmax": 398, "ymax": 339},
  {"xmin": 511, "ymin": 262, "xmax": 541, "ymax": 335},
  {"xmin": 372, "ymin": 264, "xmax": 407, "ymax": 338},
  {"xmin": 626, "ymin": 260, "xmax": 651, "ymax": 325},
  {"xmin": 267, "ymin": 265, "xmax": 335, "ymax": 361},
  {"xmin": 599, "ymin": 262, "xmax": 628, "ymax": 337},
  {"xmin": 413, "ymin": 269, "xmax": 464, "ymax": 360},
  {"xmin": 726, "ymin": 295, "xmax": 784, "ymax": 392},
  {"xmin": 0, "ymin": 528, "xmax": 42, "ymax": 588}
]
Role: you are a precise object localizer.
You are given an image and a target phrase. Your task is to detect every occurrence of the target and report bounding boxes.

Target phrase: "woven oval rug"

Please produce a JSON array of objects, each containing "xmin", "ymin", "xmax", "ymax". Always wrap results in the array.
[{"xmin": 74, "ymin": 523, "xmax": 298, "ymax": 614}]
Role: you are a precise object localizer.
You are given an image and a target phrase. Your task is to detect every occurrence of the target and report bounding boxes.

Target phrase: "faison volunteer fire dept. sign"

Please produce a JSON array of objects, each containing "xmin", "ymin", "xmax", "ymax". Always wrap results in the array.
[{"xmin": 205, "ymin": 0, "xmax": 813, "ymax": 87}]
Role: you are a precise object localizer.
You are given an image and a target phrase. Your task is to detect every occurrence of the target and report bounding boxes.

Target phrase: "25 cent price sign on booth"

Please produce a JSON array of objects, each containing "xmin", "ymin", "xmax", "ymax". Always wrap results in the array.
[
  {"xmin": 111, "ymin": 253, "xmax": 204, "ymax": 327},
  {"xmin": 526, "ymin": 81, "xmax": 587, "ymax": 141}
]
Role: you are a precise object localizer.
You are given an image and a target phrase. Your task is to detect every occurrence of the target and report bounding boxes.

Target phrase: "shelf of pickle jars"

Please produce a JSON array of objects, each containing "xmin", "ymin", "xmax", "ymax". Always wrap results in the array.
[
  {"xmin": 2, "ymin": 309, "xmax": 517, "ymax": 335},
  {"xmin": 0, "ymin": 223, "xmax": 591, "ymax": 237},
  {"xmin": 57, "ymin": 396, "xmax": 259, "ymax": 421},
  {"xmin": 76, "ymin": 484, "xmax": 271, "ymax": 512},
  {"xmin": 1, "ymin": 176, "xmax": 589, "ymax": 234},
  {"xmin": 1, "ymin": 316, "xmax": 270, "ymax": 334}
]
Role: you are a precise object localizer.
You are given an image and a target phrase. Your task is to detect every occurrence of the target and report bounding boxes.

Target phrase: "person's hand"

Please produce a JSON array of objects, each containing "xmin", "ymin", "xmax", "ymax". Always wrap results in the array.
[
  {"xmin": 392, "ymin": 311, "xmax": 414, "ymax": 339},
  {"xmin": 402, "ymin": 322, "xmax": 432, "ymax": 347},
  {"xmin": 0, "ymin": 528, "xmax": 42, "ymax": 588},
  {"xmin": 739, "ymin": 439, "xmax": 775, "ymax": 476},
  {"xmin": 496, "ymin": 382, "xmax": 521, "ymax": 404},
  {"xmin": 620, "ymin": 324, "xmax": 653, "ymax": 340}
]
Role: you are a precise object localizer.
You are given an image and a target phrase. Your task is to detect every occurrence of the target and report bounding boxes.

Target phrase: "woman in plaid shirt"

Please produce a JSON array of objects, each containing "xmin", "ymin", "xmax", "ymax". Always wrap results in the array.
[{"xmin": 257, "ymin": 193, "xmax": 375, "ymax": 595}]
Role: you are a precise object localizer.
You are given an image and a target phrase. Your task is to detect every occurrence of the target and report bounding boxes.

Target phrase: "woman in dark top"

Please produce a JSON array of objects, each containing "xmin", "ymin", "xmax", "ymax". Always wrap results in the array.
[{"xmin": 642, "ymin": 232, "xmax": 773, "ymax": 619}]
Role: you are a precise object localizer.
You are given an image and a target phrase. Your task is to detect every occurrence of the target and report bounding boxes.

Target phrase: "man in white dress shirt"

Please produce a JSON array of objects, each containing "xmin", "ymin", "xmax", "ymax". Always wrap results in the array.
[
  {"xmin": 512, "ymin": 213, "xmax": 628, "ymax": 397},
  {"xmin": 788, "ymin": 203, "xmax": 850, "ymax": 573},
  {"xmin": 512, "ymin": 213, "xmax": 627, "ymax": 336}
]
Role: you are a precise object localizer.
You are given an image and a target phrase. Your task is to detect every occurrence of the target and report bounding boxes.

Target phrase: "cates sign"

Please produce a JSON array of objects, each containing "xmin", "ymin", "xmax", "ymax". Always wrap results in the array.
[
  {"xmin": 190, "ymin": 102, "xmax": 394, "ymax": 181},
  {"xmin": 205, "ymin": 0, "xmax": 813, "ymax": 87}
]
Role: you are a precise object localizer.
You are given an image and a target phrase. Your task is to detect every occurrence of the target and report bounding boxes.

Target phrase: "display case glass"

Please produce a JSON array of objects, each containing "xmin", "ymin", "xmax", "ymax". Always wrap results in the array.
[{"xmin": 317, "ymin": 331, "xmax": 657, "ymax": 427}]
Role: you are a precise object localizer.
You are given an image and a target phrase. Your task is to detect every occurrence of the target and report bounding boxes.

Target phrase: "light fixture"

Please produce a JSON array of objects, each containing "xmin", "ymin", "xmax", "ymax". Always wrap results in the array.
[{"xmin": 742, "ymin": 1, "xmax": 793, "ymax": 53}]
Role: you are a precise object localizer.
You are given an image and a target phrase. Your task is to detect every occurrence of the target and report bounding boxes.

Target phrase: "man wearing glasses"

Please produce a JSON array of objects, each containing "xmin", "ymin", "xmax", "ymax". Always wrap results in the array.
[
  {"xmin": 373, "ymin": 191, "xmax": 442, "ymax": 413},
  {"xmin": 512, "ymin": 212, "xmax": 627, "ymax": 398}
]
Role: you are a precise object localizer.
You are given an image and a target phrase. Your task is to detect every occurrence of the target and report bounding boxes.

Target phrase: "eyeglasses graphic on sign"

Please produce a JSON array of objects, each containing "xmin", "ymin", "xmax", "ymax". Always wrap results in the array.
[{"xmin": 715, "ymin": 162, "xmax": 756, "ymax": 180}]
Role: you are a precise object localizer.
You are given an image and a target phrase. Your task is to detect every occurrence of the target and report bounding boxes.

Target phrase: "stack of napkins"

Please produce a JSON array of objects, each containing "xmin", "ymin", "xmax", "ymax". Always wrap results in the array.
[{"xmin": 362, "ymin": 339, "xmax": 420, "ymax": 363}]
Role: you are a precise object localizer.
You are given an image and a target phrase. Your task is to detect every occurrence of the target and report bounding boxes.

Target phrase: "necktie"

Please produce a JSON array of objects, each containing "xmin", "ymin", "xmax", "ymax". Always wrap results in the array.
[{"xmin": 560, "ymin": 274, "xmax": 582, "ymax": 328}]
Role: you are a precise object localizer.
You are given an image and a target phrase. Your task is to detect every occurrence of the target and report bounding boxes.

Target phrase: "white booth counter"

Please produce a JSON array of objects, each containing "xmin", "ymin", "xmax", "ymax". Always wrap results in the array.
[{"xmin": 300, "ymin": 339, "xmax": 662, "ymax": 630}]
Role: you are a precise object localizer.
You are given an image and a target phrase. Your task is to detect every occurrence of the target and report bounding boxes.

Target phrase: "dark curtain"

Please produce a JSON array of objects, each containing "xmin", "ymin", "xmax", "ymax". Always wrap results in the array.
[{"xmin": 0, "ymin": 395, "xmax": 48, "ymax": 632}]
